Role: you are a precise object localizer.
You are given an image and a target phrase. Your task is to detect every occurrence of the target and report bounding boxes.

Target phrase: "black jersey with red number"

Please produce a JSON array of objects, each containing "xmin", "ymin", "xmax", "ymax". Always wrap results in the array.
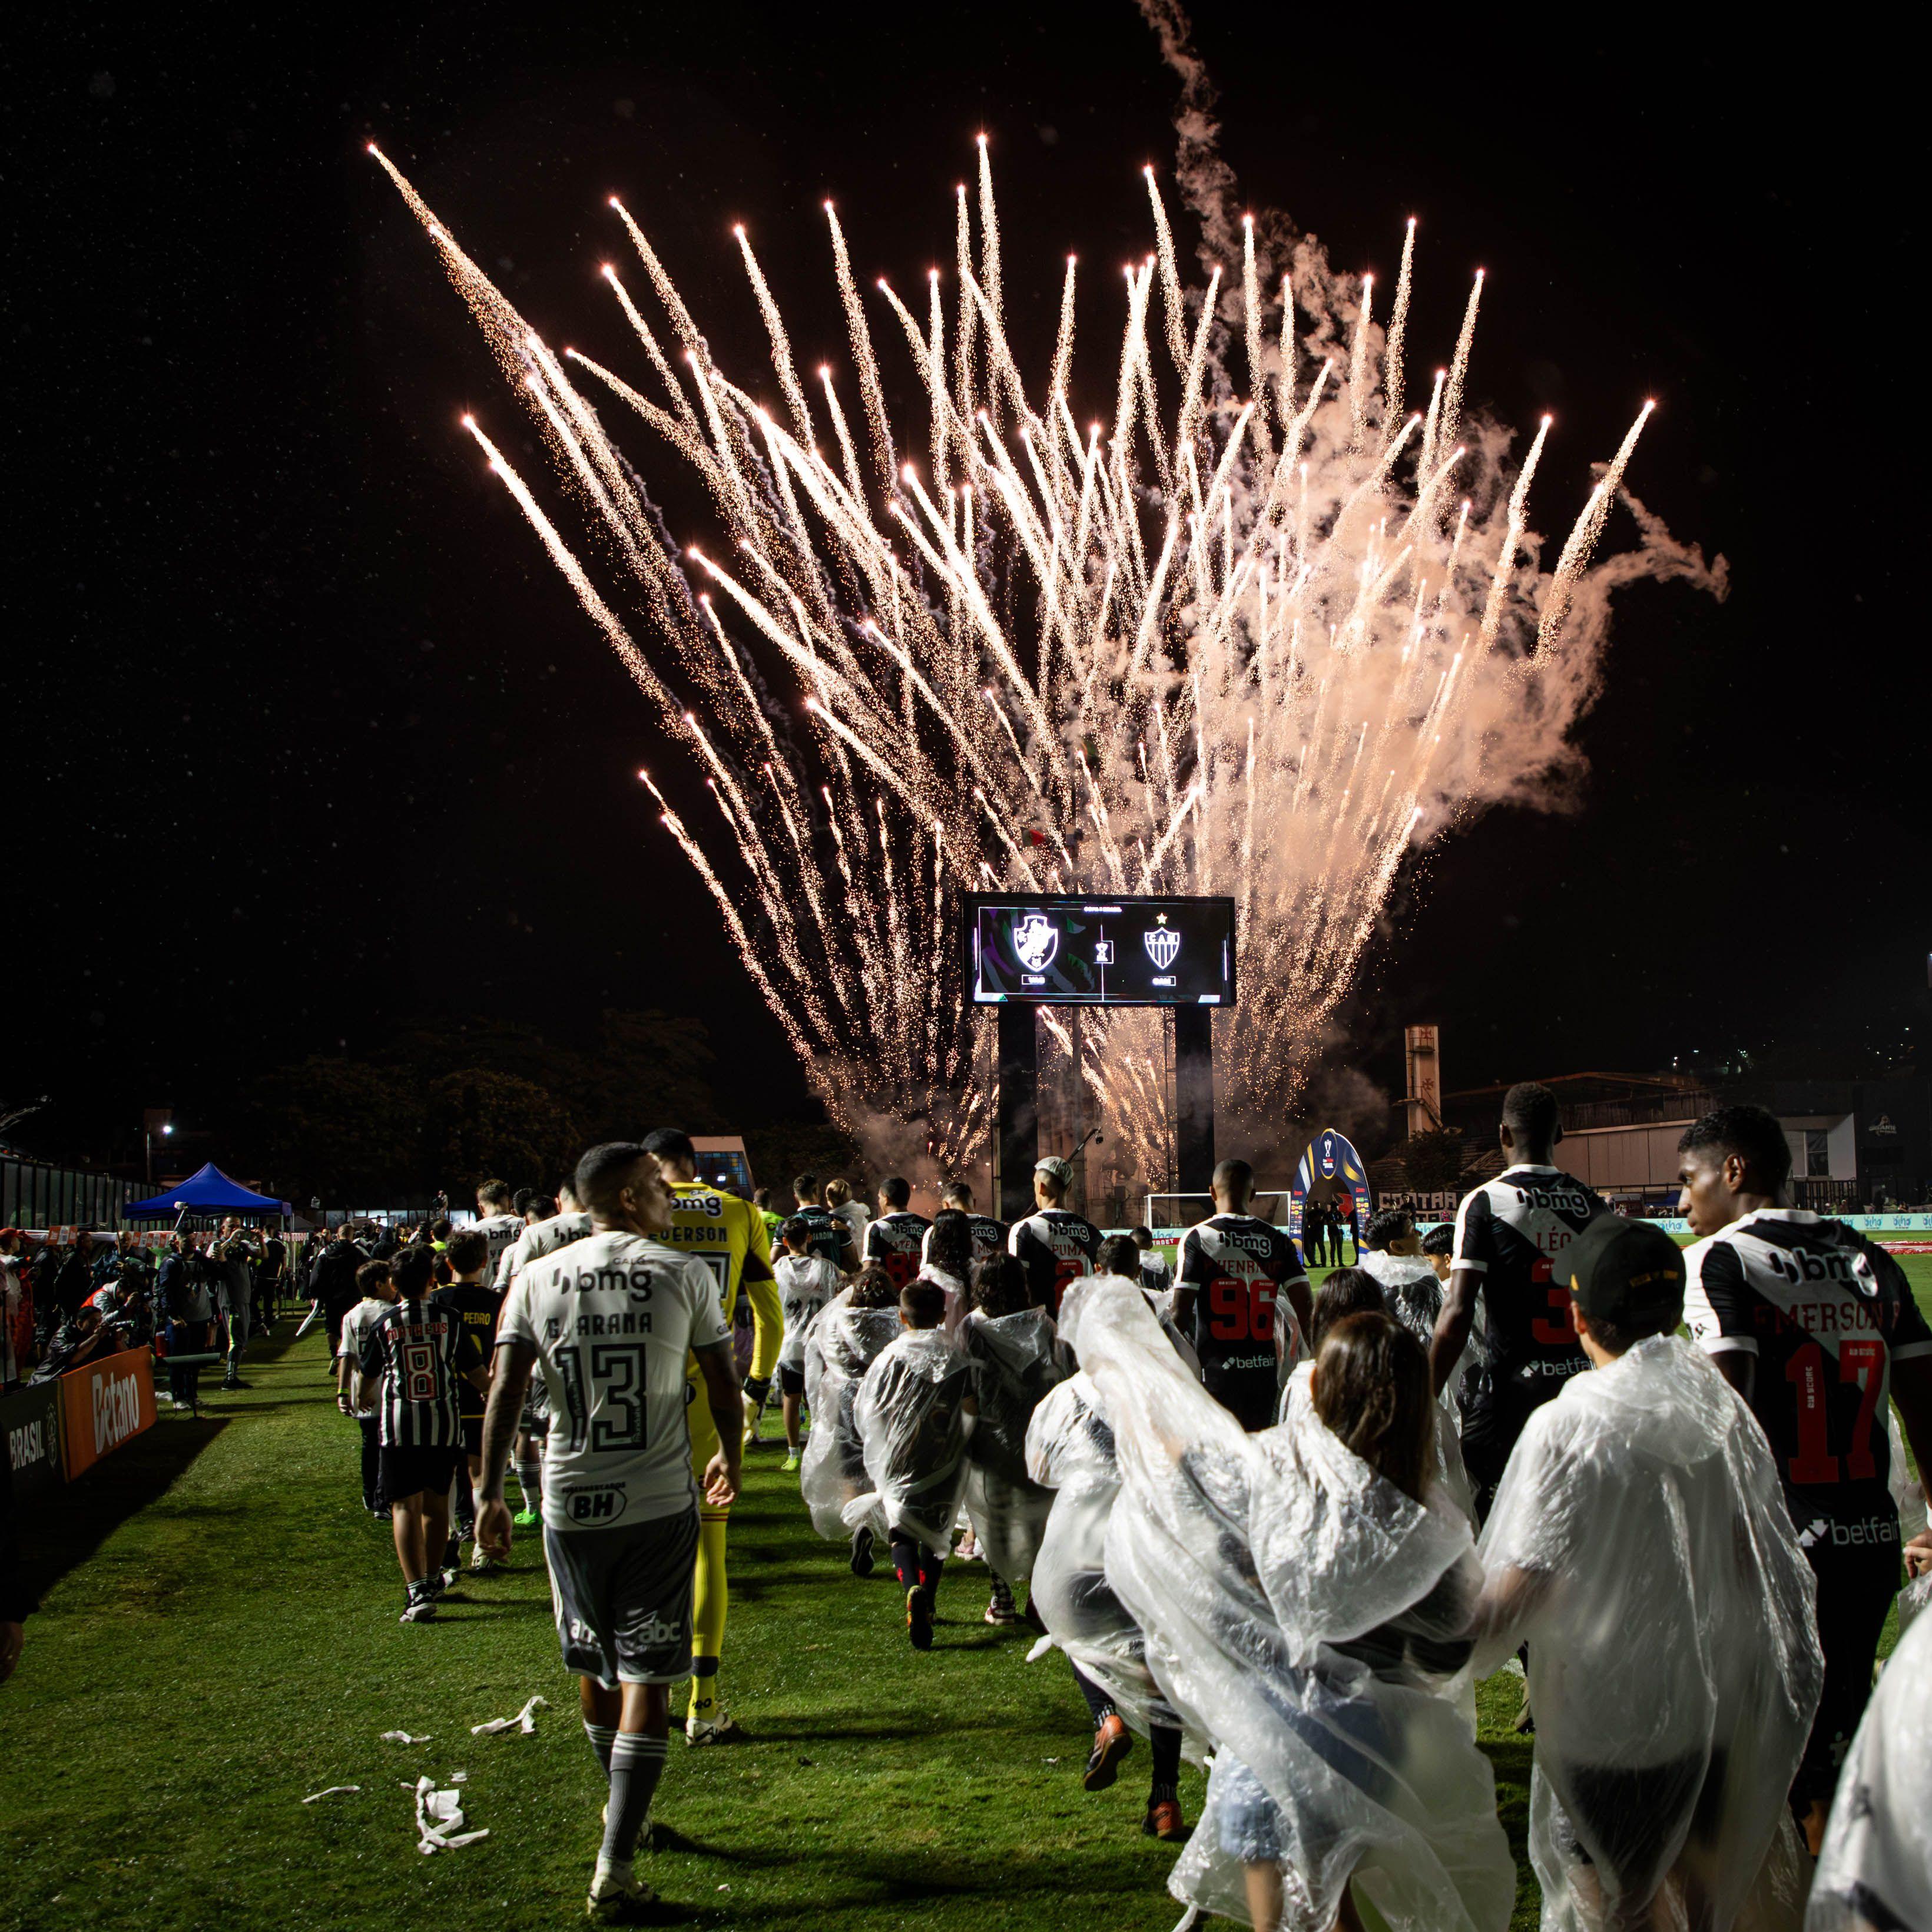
[
  {"xmin": 1178, "ymin": 1214, "xmax": 1309, "ymax": 1432},
  {"xmin": 1451, "ymin": 1166, "xmax": 1605, "ymax": 1441},
  {"xmin": 1685, "ymin": 1210, "xmax": 1932, "ymax": 1537},
  {"xmin": 863, "ymin": 1211, "xmax": 934, "ymax": 1290},
  {"xmin": 1009, "ymin": 1209, "xmax": 1101, "ymax": 1313}
]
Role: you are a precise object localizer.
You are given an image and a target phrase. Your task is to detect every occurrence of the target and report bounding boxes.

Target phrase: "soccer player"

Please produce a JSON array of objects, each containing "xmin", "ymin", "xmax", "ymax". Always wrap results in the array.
[
  {"xmin": 790, "ymin": 1174, "xmax": 859, "ymax": 1274},
  {"xmin": 1473, "ymin": 1214, "xmax": 1823, "ymax": 1928},
  {"xmin": 1677, "ymin": 1102, "xmax": 1932, "ymax": 1854},
  {"xmin": 335, "ymin": 1259, "xmax": 394, "ymax": 1516},
  {"xmin": 470, "ymin": 1179, "xmax": 525, "ymax": 1281},
  {"xmin": 1008, "ymin": 1156, "xmax": 1102, "ymax": 1313},
  {"xmin": 497, "ymin": 1183, "xmax": 594, "ymax": 1526},
  {"xmin": 773, "ymin": 1217, "xmax": 840, "ymax": 1470},
  {"xmin": 1174, "ymin": 1158, "xmax": 1312, "ymax": 1433},
  {"xmin": 861, "ymin": 1176, "xmax": 932, "ymax": 1289},
  {"xmin": 356, "ymin": 1244, "xmax": 489, "ymax": 1622},
  {"xmin": 432, "ymin": 1228, "xmax": 502, "ymax": 1572},
  {"xmin": 919, "ymin": 1181, "xmax": 1008, "ymax": 1269},
  {"xmin": 642, "ymin": 1126, "xmax": 783, "ymax": 1745},
  {"xmin": 476, "ymin": 1142, "xmax": 742, "ymax": 1924},
  {"xmin": 1429, "ymin": 1081, "xmax": 1608, "ymax": 1518},
  {"xmin": 751, "ymin": 1187, "xmax": 784, "ymax": 1254}
]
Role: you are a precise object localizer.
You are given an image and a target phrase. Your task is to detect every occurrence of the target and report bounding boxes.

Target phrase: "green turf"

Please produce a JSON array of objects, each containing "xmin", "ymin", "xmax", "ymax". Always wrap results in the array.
[{"xmin": 8, "ymin": 1253, "xmax": 1928, "ymax": 1932}]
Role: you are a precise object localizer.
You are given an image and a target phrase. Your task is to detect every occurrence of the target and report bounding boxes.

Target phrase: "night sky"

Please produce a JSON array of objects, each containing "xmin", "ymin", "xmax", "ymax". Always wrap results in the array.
[{"xmin": 10, "ymin": 4, "xmax": 1921, "ymax": 1162}]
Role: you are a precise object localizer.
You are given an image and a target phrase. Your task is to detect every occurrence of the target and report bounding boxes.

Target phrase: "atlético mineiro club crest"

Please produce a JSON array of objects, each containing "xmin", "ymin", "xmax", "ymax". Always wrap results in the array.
[
  {"xmin": 1143, "ymin": 916, "xmax": 1181, "ymax": 972},
  {"xmin": 1012, "ymin": 912, "xmax": 1059, "ymax": 972}
]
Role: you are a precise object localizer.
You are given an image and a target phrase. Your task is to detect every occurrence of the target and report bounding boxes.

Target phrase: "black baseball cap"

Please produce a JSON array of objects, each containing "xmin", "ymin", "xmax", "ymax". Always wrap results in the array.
[{"xmin": 1560, "ymin": 1216, "xmax": 1687, "ymax": 1329}]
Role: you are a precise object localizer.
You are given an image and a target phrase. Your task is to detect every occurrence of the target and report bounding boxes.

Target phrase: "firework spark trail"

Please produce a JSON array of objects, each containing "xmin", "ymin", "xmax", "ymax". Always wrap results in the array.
[{"xmin": 375, "ymin": 114, "xmax": 1722, "ymax": 1181}]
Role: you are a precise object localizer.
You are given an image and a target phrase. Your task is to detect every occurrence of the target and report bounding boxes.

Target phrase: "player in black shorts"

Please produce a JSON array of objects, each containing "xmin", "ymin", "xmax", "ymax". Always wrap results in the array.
[
  {"xmin": 1679, "ymin": 1103, "xmax": 1932, "ymax": 1853},
  {"xmin": 1174, "ymin": 1159, "xmax": 1312, "ymax": 1432},
  {"xmin": 357, "ymin": 1243, "xmax": 490, "ymax": 1623},
  {"xmin": 1430, "ymin": 1083, "xmax": 1608, "ymax": 1517}
]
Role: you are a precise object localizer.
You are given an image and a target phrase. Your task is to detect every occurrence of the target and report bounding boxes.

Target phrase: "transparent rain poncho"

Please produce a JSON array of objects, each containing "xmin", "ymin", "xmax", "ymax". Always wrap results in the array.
[
  {"xmin": 1806, "ymin": 1604, "xmax": 1932, "ymax": 1932},
  {"xmin": 798, "ymin": 1287, "xmax": 902, "ymax": 1544},
  {"xmin": 1886, "ymin": 1410, "xmax": 1930, "ymax": 1634},
  {"xmin": 848, "ymin": 1326, "xmax": 976, "ymax": 1556},
  {"xmin": 1025, "ymin": 1368, "xmax": 1207, "ymax": 1759},
  {"xmin": 961, "ymin": 1306, "xmax": 1068, "ymax": 1584},
  {"xmin": 1078, "ymin": 1285, "xmax": 1516, "ymax": 1932},
  {"xmin": 1473, "ymin": 1334, "xmax": 1822, "ymax": 1931}
]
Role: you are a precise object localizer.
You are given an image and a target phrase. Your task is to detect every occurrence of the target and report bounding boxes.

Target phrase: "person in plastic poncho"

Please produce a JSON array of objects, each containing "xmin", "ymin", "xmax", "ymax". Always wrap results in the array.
[
  {"xmin": 1081, "ymin": 1284, "xmax": 1516, "ymax": 1932},
  {"xmin": 1471, "ymin": 1216, "xmax": 1824, "ymax": 1932},
  {"xmin": 1806, "ymin": 1606, "xmax": 1932, "ymax": 1932},
  {"xmin": 798, "ymin": 1267, "xmax": 903, "ymax": 1577},
  {"xmin": 1032, "ymin": 1271, "xmax": 1205, "ymax": 1844},
  {"xmin": 849, "ymin": 1277, "xmax": 977, "ymax": 1651},
  {"xmin": 960, "ymin": 1252, "xmax": 1069, "ymax": 1628}
]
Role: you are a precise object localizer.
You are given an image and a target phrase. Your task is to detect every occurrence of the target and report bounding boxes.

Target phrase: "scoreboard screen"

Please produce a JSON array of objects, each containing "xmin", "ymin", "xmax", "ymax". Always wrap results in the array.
[{"xmin": 965, "ymin": 893, "xmax": 1237, "ymax": 1008}]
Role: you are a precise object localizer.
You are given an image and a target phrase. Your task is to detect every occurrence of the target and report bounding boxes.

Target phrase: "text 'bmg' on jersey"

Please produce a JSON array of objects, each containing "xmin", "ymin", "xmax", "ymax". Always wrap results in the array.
[
  {"xmin": 863, "ymin": 1211, "xmax": 933, "ymax": 1290},
  {"xmin": 1179, "ymin": 1214, "xmax": 1308, "ymax": 1432},
  {"xmin": 1452, "ymin": 1165, "xmax": 1605, "ymax": 1436},
  {"xmin": 1009, "ymin": 1208, "xmax": 1101, "ymax": 1313},
  {"xmin": 1685, "ymin": 1208, "xmax": 1932, "ymax": 1534}
]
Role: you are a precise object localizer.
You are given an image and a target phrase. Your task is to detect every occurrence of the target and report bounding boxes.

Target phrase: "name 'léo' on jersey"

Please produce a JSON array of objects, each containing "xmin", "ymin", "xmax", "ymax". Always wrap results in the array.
[{"xmin": 1452, "ymin": 1165, "xmax": 1606, "ymax": 1433}]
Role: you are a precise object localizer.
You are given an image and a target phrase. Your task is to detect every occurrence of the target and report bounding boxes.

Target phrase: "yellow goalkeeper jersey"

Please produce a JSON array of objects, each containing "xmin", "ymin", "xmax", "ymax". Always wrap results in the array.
[{"xmin": 663, "ymin": 1181, "xmax": 781, "ymax": 1382}]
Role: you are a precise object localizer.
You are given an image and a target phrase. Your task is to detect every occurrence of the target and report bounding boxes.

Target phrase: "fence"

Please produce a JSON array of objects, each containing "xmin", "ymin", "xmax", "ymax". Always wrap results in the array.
[{"xmin": 0, "ymin": 1156, "xmax": 154, "ymax": 1234}]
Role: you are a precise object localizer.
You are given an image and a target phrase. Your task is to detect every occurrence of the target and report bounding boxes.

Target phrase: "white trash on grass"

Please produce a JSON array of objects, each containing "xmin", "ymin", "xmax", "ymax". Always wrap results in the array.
[{"xmin": 470, "ymin": 1694, "xmax": 549, "ymax": 1736}]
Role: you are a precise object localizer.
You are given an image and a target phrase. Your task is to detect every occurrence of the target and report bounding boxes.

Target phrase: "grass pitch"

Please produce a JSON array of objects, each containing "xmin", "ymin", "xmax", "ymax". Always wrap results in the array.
[{"xmin": 4, "ymin": 1260, "xmax": 1926, "ymax": 1930}]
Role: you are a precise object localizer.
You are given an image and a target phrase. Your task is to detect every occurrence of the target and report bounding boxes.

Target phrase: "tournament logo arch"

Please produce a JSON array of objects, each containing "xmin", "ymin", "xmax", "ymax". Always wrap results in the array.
[{"xmin": 1288, "ymin": 1128, "xmax": 1373, "ymax": 1246}]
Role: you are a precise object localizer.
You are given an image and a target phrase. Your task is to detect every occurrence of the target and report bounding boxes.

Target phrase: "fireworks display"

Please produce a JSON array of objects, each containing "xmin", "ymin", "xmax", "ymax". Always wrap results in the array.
[{"xmin": 370, "ymin": 128, "xmax": 1721, "ymax": 1185}]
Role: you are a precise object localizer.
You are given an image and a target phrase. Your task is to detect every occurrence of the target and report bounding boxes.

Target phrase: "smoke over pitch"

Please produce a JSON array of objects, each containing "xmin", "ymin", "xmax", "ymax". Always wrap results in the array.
[{"xmin": 370, "ymin": 25, "xmax": 1723, "ymax": 1187}]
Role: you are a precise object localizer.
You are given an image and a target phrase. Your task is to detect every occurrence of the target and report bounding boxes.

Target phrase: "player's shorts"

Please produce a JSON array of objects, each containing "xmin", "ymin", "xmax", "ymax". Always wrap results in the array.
[
  {"xmin": 778, "ymin": 1363, "xmax": 806, "ymax": 1397},
  {"xmin": 544, "ymin": 1507, "xmax": 700, "ymax": 1688},
  {"xmin": 458, "ymin": 1413, "xmax": 483, "ymax": 1457},
  {"xmin": 1559, "ymin": 1748, "xmax": 1726, "ymax": 1888},
  {"xmin": 520, "ymin": 1378, "xmax": 550, "ymax": 1437},
  {"xmin": 380, "ymin": 1441, "xmax": 460, "ymax": 1502}
]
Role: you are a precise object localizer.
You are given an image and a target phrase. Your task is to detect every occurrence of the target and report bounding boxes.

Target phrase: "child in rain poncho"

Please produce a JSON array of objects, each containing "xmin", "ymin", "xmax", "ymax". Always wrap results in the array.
[
  {"xmin": 1081, "ymin": 1285, "xmax": 1516, "ymax": 1932},
  {"xmin": 1028, "ymin": 1272, "xmax": 1203, "ymax": 1844},
  {"xmin": 798, "ymin": 1267, "xmax": 903, "ymax": 1575},
  {"xmin": 849, "ymin": 1277, "xmax": 977, "ymax": 1650},
  {"xmin": 773, "ymin": 1215, "xmax": 843, "ymax": 1470},
  {"xmin": 1806, "ymin": 1605, "xmax": 1932, "ymax": 1932},
  {"xmin": 960, "ymin": 1252, "xmax": 1068, "ymax": 1625},
  {"xmin": 1472, "ymin": 1216, "xmax": 1823, "ymax": 1932}
]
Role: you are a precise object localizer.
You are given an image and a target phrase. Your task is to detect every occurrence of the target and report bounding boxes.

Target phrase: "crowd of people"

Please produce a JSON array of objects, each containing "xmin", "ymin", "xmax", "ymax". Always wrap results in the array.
[
  {"xmin": 5, "ymin": 1084, "xmax": 1928, "ymax": 1930},
  {"xmin": 274, "ymin": 1086, "xmax": 1930, "ymax": 1929},
  {"xmin": 0, "ymin": 1218, "xmax": 291, "ymax": 1400}
]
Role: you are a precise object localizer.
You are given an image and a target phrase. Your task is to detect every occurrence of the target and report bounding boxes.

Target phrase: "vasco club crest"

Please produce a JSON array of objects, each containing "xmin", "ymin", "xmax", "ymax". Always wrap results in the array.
[
  {"xmin": 1143, "ymin": 916, "xmax": 1181, "ymax": 972},
  {"xmin": 1012, "ymin": 912, "xmax": 1060, "ymax": 973}
]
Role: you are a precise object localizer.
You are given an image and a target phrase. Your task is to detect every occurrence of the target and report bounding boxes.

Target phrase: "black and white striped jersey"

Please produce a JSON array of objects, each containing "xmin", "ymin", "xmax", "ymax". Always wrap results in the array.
[{"xmin": 357, "ymin": 1295, "xmax": 486, "ymax": 1447}]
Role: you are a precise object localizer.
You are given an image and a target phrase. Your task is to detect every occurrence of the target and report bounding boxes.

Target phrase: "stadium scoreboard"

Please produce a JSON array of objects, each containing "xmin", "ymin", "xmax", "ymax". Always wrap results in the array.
[{"xmin": 965, "ymin": 892, "xmax": 1236, "ymax": 1008}]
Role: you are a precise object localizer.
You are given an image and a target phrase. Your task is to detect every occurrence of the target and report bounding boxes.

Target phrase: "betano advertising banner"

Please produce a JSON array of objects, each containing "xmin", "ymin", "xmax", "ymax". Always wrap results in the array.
[{"xmin": 57, "ymin": 1349, "xmax": 157, "ymax": 1480}]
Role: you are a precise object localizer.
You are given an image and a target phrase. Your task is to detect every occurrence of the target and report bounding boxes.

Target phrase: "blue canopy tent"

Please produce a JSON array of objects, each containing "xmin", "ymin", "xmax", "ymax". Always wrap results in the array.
[{"xmin": 124, "ymin": 1162, "xmax": 291, "ymax": 1221}]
